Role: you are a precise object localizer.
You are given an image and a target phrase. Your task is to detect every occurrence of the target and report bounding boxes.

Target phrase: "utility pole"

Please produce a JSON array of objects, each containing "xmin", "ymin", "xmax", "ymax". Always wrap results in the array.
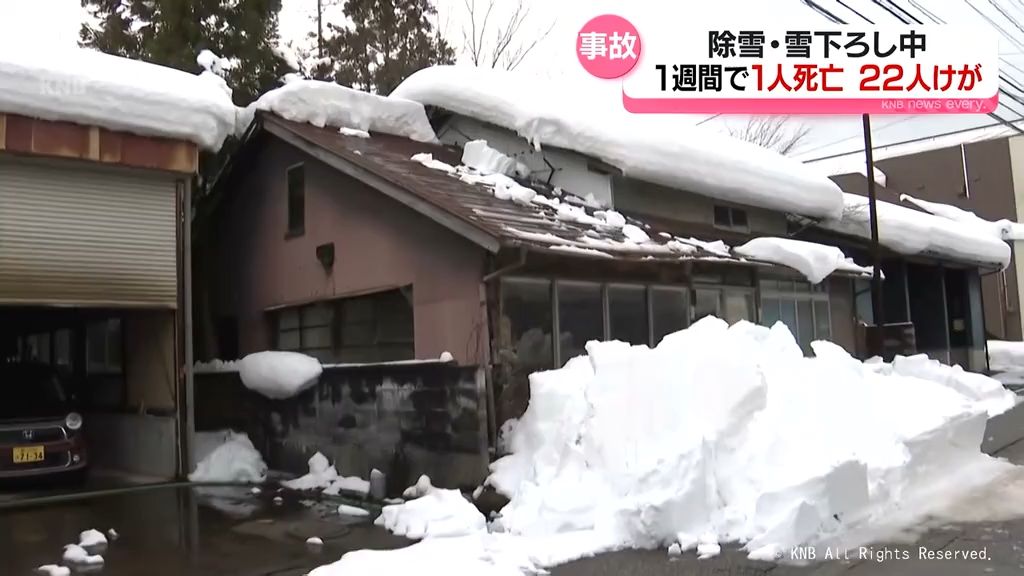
[
  {"xmin": 863, "ymin": 113, "xmax": 885, "ymax": 345},
  {"xmin": 317, "ymin": 0, "xmax": 324, "ymax": 58}
]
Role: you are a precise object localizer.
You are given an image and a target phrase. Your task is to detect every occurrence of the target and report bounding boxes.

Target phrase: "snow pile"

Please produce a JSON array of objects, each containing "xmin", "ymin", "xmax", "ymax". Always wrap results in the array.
[
  {"xmin": 339, "ymin": 126, "xmax": 371, "ymax": 138},
  {"xmin": 403, "ymin": 474, "xmax": 435, "ymax": 499},
  {"xmin": 324, "ymin": 475, "xmax": 372, "ymax": 497},
  {"xmin": 0, "ymin": 47, "xmax": 237, "ymax": 150},
  {"xmin": 393, "ymin": 66, "xmax": 844, "ymax": 219},
  {"xmin": 734, "ymin": 237, "xmax": 872, "ymax": 284},
  {"xmin": 78, "ymin": 529, "xmax": 107, "ymax": 548},
  {"xmin": 282, "ymin": 452, "xmax": 339, "ymax": 491},
  {"xmin": 248, "ymin": 80, "xmax": 435, "ymax": 142},
  {"xmin": 989, "ymin": 340, "xmax": 1024, "ymax": 373},
  {"xmin": 461, "ymin": 140, "xmax": 521, "ymax": 177},
  {"xmin": 818, "ymin": 193, "xmax": 1010, "ymax": 269},
  {"xmin": 314, "ymin": 317, "xmax": 1019, "ymax": 576},
  {"xmin": 188, "ymin": 430, "xmax": 268, "ymax": 484},
  {"xmin": 900, "ymin": 194, "xmax": 1024, "ymax": 242},
  {"xmin": 62, "ymin": 544, "xmax": 103, "ymax": 567},
  {"xmin": 35, "ymin": 566, "xmax": 70, "ymax": 576},
  {"xmin": 238, "ymin": 351, "xmax": 322, "ymax": 400},
  {"xmin": 376, "ymin": 480, "xmax": 486, "ymax": 539}
]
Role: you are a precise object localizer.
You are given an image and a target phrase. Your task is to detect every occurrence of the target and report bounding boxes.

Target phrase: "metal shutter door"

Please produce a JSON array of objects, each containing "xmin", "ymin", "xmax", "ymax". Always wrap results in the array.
[{"xmin": 0, "ymin": 158, "xmax": 178, "ymax": 307}]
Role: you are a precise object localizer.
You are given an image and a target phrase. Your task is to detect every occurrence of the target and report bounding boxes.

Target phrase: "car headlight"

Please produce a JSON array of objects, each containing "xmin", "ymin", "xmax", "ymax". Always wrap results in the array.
[{"xmin": 65, "ymin": 412, "xmax": 83, "ymax": 431}]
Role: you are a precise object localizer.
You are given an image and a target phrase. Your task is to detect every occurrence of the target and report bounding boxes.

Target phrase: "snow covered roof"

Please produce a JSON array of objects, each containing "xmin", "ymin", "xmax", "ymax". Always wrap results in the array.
[
  {"xmin": 0, "ymin": 47, "xmax": 237, "ymax": 150},
  {"xmin": 391, "ymin": 66, "xmax": 845, "ymax": 220},
  {"xmin": 810, "ymin": 193, "xmax": 1011, "ymax": 269},
  {"xmin": 251, "ymin": 114, "xmax": 870, "ymax": 284}
]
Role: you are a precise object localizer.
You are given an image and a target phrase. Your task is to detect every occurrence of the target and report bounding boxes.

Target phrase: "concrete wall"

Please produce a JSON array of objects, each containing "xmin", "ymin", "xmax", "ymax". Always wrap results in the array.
[
  {"xmin": 828, "ymin": 276, "xmax": 858, "ymax": 353},
  {"xmin": 194, "ymin": 362, "xmax": 489, "ymax": 492},
  {"xmin": 86, "ymin": 413, "xmax": 178, "ymax": 479},
  {"xmin": 210, "ymin": 137, "xmax": 489, "ymax": 365},
  {"xmin": 124, "ymin": 310, "xmax": 176, "ymax": 412},
  {"xmin": 437, "ymin": 116, "xmax": 615, "ymax": 207}
]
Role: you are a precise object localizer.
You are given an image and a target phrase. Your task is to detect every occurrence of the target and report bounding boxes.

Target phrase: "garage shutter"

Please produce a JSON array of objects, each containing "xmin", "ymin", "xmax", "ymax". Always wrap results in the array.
[{"xmin": 0, "ymin": 157, "xmax": 179, "ymax": 307}]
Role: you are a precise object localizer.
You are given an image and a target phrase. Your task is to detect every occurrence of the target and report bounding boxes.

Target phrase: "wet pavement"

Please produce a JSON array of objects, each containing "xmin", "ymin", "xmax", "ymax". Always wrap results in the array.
[{"xmin": 3, "ymin": 439, "xmax": 1024, "ymax": 576}]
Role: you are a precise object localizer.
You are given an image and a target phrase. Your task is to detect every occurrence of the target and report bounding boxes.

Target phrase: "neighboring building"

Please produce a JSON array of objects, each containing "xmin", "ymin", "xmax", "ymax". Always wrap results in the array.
[
  {"xmin": 198, "ymin": 112, "xmax": 872, "ymax": 433},
  {"xmin": 806, "ymin": 127, "xmax": 1024, "ymax": 347},
  {"xmin": 0, "ymin": 112, "xmax": 195, "ymax": 479}
]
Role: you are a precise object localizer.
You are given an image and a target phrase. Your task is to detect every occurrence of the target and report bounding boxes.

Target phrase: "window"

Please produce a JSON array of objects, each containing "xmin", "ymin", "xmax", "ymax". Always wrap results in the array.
[
  {"xmin": 760, "ymin": 279, "xmax": 831, "ymax": 353},
  {"xmin": 275, "ymin": 289, "xmax": 414, "ymax": 364},
  {"xmin": 608, "ymin": 285, "xmax": 648, "ymax": 345},
  {"xmin": 651, "ymin": 287, "xmax": 689, "ymax": 345},
  {"xmin": 287, "ymin": 164, "xmax": 305, "ymax": 236},
  {"xmin": 501, "ymin": 278, "xmax": 554, "ymax": 372},
  {"xmin": 714, "ymin": 205, "xmax": 749, "ymax": 230},
  {"xmin": 87, "ymin": 318, "xmax": 123, "ymax": 374},
  {"xmin": 557, "ymin": 281, "xmax": 603, "ymax": 365},
  {"xmin": 696, "ymin": 287, "xmax": 755, "ymax": 324}
]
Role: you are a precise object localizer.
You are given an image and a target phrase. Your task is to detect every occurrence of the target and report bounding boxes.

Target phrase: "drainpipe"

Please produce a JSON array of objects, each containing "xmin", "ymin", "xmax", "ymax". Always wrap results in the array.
[
  {"xmin": 482, "ymin": 247, "xmax": 528, "ymax": 283},
  {"xmin": 183, "ymin": 179, "xmax": 195, "ymax": 476}
]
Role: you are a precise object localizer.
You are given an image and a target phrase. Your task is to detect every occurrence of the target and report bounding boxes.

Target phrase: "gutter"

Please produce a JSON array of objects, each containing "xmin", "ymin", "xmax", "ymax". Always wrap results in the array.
[{"xmin": 483, "ymin": 247, "xmax": 528, "ymax": 283}]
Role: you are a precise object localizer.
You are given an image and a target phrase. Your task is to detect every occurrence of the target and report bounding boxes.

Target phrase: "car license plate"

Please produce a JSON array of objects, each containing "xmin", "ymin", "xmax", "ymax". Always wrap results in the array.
[{"xmin": 13, "ymin": 446, "xmax": 44, "ymax": 464}]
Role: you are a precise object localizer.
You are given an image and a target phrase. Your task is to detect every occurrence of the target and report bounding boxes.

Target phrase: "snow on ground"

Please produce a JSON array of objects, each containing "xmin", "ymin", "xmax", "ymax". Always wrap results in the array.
[
  {"xmin": 245, "ymin": 79, "xmax": 435, "ymax": 142},
  {"xmin": 238, "ymin": 351, "xmax": 322, "ymax": 400},
  {"xmin": 376, "ymin": 482, "xmax": 486, "ymax": 539},
  {"xmin": 392, "ymin": 66, "xmax": 844, "ymax": 220},
  {"xmin": 900, "ymin": 194, "xmax": 1024, "ymax": 242},
  {"xmin": 78, "ymin": 529, "xmax": 106, "ymax": 548},
  {"xmin": 0, "ymin": 47, "xmax": 237, "ymax": 150},
  {"xmin": 282, "ymin": 452, "xmax": 338, "ymax": 491},
  {"xmin": 733, "ymin": 237, "xmax": 872, "ymax": 284},
  {"xmin": 816, "ymin": 193, "xmax": 1011, "ymax": 269},
  {"xmin": 188, "ymin": 430, "xmax": 268, "ymax": 484},
  {"xmin": 35, "ymin": 565, "xmax": 70, "ymax": 576},
  {"xmin": 324, "ymin": 475, "xmax": 372, "ymax": 497},
  {"xmin": 311, "ymin": 317, "xmax": 1019, "ymax": 576},
  {"xmin": 62, "ymin": 544, "xmax": 103, "ymax": 566},
  {"xmin": 338, "ymin": 504, "xmax": 371, "ymax": 517}
]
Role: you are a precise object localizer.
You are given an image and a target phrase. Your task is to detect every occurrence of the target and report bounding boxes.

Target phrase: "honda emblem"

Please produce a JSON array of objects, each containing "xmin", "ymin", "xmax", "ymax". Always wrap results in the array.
[{"xmin": 22, "ymin": 429, "xmax": 33, "ymax": 440}]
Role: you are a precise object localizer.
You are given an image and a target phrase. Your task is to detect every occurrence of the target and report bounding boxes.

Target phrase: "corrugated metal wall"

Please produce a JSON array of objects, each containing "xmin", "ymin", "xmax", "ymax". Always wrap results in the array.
[{"xmin": 0, "ymin": 157, "xmax": 178, "ymax": 307}]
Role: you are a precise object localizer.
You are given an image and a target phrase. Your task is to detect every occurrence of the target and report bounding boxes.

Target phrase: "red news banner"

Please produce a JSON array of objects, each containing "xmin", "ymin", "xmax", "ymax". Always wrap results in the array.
[{"xmin": 577, "ymin": 16, "xmax": 1000, "ymax": 115}]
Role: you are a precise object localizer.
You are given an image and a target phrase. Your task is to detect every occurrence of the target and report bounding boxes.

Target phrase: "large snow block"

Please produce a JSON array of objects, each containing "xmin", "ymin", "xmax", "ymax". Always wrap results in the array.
[{"xmin": 982, "ymin": 398, "xmax": 1024, "ymax": 454}]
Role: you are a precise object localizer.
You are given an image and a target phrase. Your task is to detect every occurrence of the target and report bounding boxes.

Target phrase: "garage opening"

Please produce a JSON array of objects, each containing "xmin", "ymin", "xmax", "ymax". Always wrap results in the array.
[{"xmin": 1, "ymin": 307, "xmax": 179, "ymax": 484}]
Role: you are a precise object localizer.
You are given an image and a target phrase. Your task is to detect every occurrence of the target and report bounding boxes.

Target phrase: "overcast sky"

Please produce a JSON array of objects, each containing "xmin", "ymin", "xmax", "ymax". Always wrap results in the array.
[{"xmin": 4, "ymin": 0, "xmax": 1023, "ymax": 162}]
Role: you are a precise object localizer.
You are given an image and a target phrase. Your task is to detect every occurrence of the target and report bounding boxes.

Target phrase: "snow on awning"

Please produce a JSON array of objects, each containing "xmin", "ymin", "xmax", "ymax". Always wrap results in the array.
[
  {"xmin": 243, "ymin": 79, "xmax": 436, "ymax": 143},
  {"xmin": 0, "ymin": 47, "xmax": 237, "ymax": 150},
  {"xmin": 814, "ymin": 193, "xmax": 1011, "ymax": 269},
  {"xmin": 900, "ymin": 194, "xmax": 1024, "ymax": 242},
  {"xmin": 392, "ymin": 66, "xmax": 845, "ymax": 220},
  {"xmin": 734, "ymin": 237, "xmax": 873, "ymax": 284}
]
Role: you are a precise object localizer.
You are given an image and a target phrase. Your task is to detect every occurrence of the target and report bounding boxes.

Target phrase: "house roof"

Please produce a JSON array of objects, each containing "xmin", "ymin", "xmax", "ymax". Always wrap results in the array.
[{"xmin": 249, "ymin": 113, "xmax": 873, "ymax": 281}]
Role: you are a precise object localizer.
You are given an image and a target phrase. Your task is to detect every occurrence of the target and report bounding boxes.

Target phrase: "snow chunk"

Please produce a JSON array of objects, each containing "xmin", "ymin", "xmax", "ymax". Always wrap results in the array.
[
  {"xmin": 79, "ymin": 529, "xmax": 107, "ymax": 548},
  {"xmin": 439, "ymin": 351, "xmax": 454, "ymax": 362},
  {"xmin": 548, "ymin": 245, "xmax": 614, "ymax": 259},
  {"xmin": 306, "ymin": 537, "xmax": 324, "ymax": 546},
  {"xmin": 194, "ymin": 359, "xmax": 239, "ymax": 373},
  {"xmin": 238, "ymin": 351, "xmax": 322, "ymax": 400},
  {"xmin": 338, "ymin": 504, "xmax": 371, "ymax": 517},
  {"xmin": 106, "ymin": 529, "xmax": 118, "ymax": 541},
  {"xmin": 339, "ymin": 126, "xmax": 370, "ymax": 138},
  {"xmin": 250, "ymin": 80, "xmax": 435, "ymax": 142},
  {"xmin": 901, "ymin": 193, "xmax": 1024, "ymax": 242},
  {"xmin": 989, "ymin": 340, "xmax": 1024, "ymax": 373},
  {"xmin": 411, "ymin": 152, "xmax": 456, "ymax": 173},
  {"xmin": 282, "ymin": 452, "xmax": 338, "ymax": 491},
  {"xmin": 188, "ymin": 430, "xmax": 268, "ymax": 484},
  {"xmin": 621, "ymin": 224, "xmax": 650, "ymax": 244},
  {"xmin": 35, "ymin": 566, "xmax": 70, "ymax": 576},
  {"xmin": 376, "ymin": 486, "xmax": 486, "ymax": 539},
  {"xmin": 0, "ymin": 47, "xmax": 237, "ymax": 150},
  {"xmin": 196, "ymin": 49, "xmax": 234, "ymax": 76},
  {"xmin": 403, "ymin": 474, "xmax": 434, "ymax": 499},
  {"xmin": 323, "ymin": 475, "xmax": 371, "ymax": 497},
  {"xmin": 734, "ymin": 237, "xmax": 871, "ymax": 284},
  {"xmin": 667, "ymin": 543, "xmax": 682, "ymax": 557},
  {"xmin": 461, "ymin": 140, "xmax": 517, "ymax": 176},
  {"xmin": 819, "ymin": 193, "xmax": 1010, "ymax": 268},
  {"xmin": 62, "ymin": 544, "xmax": 103, "ymax": 566},
  {"xmin": 393, "ymin": 66, "xmax": 844, "ymax": 219}
]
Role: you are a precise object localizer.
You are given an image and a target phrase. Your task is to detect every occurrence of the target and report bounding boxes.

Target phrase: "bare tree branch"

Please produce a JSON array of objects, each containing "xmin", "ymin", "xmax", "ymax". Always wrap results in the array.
[
  {"xmin": 460, "ymin": 0, "xmax": 554, "ymax": 70},
  {"xmin": 727, "ymin": 116, "xmax": 811, "ymax": 155}
]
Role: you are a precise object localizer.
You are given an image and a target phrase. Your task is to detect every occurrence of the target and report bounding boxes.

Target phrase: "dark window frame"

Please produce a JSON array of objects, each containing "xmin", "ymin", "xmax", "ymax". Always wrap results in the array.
[
  {"xmin": 713, "ymin": 204, "xmax": 750, "ymax": 231},
  {"xmin": 286, "ymin": 163, "xmax": 306, "ymax": 238}
]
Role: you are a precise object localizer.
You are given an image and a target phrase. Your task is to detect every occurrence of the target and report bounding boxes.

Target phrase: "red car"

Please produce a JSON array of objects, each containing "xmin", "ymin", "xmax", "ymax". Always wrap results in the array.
[{"xmin": 0, "ymin": 363, "xmax": 88, "ymax": 483}]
